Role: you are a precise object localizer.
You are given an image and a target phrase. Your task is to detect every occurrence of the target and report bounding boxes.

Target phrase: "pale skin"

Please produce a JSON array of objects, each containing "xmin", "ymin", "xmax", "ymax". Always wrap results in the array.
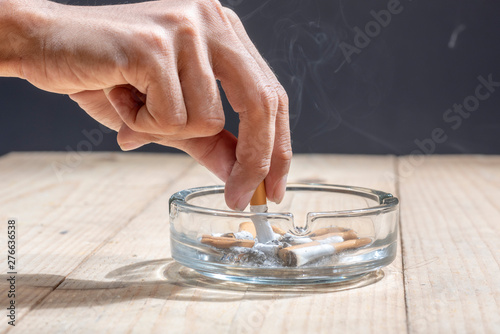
[{"xmin": 0, "ymin": 0, "xmax": 292, "ymax": 210}]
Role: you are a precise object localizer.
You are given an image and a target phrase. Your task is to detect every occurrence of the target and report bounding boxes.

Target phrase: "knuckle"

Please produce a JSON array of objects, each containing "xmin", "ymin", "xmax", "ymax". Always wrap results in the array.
[
  {"xmin": 258, "ymin": 85, "xmax": 279, "ymax": 115},
  {"xmin": 204, "ymin": 115, "xmax": 225, "ymax": 134},
  {"xmin": 196, "ymin": 0, "xmax": 228, "ymax": 25},
  {"xmin": 222, "ymin": 7, "xmax": 239, "ymax": 24},
  {"xmin": 178, "ymin": 17, "xmax": 200, "ymax": 39},
  {"xmin": 276, "ymin": 86, "xmax": 289, "ymax": 109},
  {"xmin": 158, "ymin": 111, "xmax": 188, "ymax": 134},
  {"xmin": 238, "ymin": 152, "xmax": 271, "ymax": 177},
  {"xmin": 199, "ymin": 0, "xmax": 223, "ymax": 11},
  {"xmin": 137, "ymin": 27, "xmax": 168, "ymax": 53},
  {"xmin": 199, "ymin": 117, "xmax": 224, "ymax": 136},
  {"xmin": 253, "ymin": 163, "xmax": 271, "ymax": 179},
  {"xmin": 275, "ymin": 144, "xmax": 293, "ymax": 163},
  {"xmin": 245, "ymin": 163, "xmax": 270, "ymax": 180}
]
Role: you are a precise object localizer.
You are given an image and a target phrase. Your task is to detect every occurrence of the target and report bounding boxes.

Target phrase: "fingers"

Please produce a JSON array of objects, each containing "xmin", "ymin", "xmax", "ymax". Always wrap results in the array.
[
  {"xmin": 177, "ymin": 33, "xmax": 225, "ymax": 138},
  {"xmin": 107, "ymin": 56, "xmax": 189, "ymax": 137},
  {"xmin": 169, "ymin": 130, "xmax": 238, "ymax": 182},
  {"xmin": 69, "ymin": 90, "xmax": 124, "ymax": 132},
  {"xmin": 211, "ymin": 8, "xmax": 291, "ymax": 209},
  {"xmin": 213, "ymin": 41, "xmax": 277, "ymax": 209},
  {"xmin": 224, "ymin": 8, "xmax": 292, "ymax": 204},
  {"xmin": 117, "ymin": 125, "xmax": 238, "ymax": 183},
  {"xmin": 105, "ymin": 86, "xmax": 155, "ymax": 150}
]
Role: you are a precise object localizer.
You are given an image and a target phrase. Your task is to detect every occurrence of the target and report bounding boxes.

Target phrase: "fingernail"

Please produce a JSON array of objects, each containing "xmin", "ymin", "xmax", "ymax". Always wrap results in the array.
[
  {"xmin": 234, "ymin": 189, "xmax": 255, "ymax": 211},
  {"xmin": 119, "ymin": 141, "xmax": 145, "ymax": 151},
  {"xmin": 272, "ymin": 174, "xmax": 288, "ymax": 204}
]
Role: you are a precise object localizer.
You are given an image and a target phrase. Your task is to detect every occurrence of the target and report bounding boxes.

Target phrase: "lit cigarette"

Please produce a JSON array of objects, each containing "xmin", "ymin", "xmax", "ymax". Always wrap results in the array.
[
  {"xmin": 201, "ymin": 235, "xmax": 255, "ymax": 249},
  {"xmin": 250, "ymin": 181, "xmax": 278, "ymax": 243},
  {"xmin": 278, "ymin": 238, "xmax": 372, "ymax": 267}
]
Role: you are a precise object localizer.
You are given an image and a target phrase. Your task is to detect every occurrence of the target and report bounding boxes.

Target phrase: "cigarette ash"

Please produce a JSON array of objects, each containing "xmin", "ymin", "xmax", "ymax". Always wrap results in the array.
[{"xmin": 200, "ymin": 224, "xmax": 372, "ymax": 268}]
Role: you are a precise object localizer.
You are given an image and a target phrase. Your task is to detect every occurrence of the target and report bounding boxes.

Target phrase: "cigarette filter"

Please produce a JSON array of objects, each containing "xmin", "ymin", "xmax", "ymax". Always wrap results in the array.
[
  {"xmin": 250, "ymin": 181, "xmax": 277, "ymax": 243},
  {"xmin": 201, "ymin": 235, "xmax": 255, "ymax": 249},
  {"xmin": 278, "ymin": 238, "xmax": 372, "ymax": 267},
  {"xmin": 308, "ymin": 227, "xmax": 348, "ymax": 237}
]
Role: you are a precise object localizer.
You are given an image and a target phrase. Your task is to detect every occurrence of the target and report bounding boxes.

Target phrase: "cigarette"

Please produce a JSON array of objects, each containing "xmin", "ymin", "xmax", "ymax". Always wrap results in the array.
[
  {"xmin": 289, "ymin": 233, "xmax": 347, "ymax": 246},
  {"xmin": 278, "ymin": 237, "xmax": 372, "ymax": 267},
  {"xmin": 238, "ymin": 221, "xmax": 286, "ymax": 237},
  {"xmin": 250, "ymin": 181, "xmax": 278, "ymax": 243},
  {"xmin": 222, "ymin": 230, "xmax": 255, "ymax": 240},
  {"xmin": 310, "ymin": 230, "xmax": 358, "ymax": 241},
  {"xmin": 238, "ymin": 221, "xmax": 257, "ymax": 238},
  {"xmin": 308, "ymin": 227, "xmax": 349, "ymax": 237},
  {"xmin": 200, "ymin": 235, "xmax": 255, "ymax": 249},
  {"xmin": 253, "ymin": 243, "xmax": 282, "ymax": 257},
  {"xmin": 271, "ymin": 226, "xmax": 287, "ymax": 235}
]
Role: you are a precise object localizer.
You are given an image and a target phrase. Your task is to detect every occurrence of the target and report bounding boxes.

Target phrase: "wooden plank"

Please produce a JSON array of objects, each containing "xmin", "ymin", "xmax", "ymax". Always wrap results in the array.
[
  {"xmin": 0, "ymin": 152, "xmax": 194, "ymax": 332},
  {"xmin": 398, "ymin": 155, "xmax": 500, "ymax": 333},
  {"xmin": 12, "ymin": 154, "xmax": 406, "ymax": 333}
]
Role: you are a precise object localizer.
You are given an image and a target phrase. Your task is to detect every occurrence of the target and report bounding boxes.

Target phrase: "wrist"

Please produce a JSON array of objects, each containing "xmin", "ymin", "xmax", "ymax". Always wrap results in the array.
[{"xmin": 0, "ymin": 0, "xmax": 54, "ymax": 78}]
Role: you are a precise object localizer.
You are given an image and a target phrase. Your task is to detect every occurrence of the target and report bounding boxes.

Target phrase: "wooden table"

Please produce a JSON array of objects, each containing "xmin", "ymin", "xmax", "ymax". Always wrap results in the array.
[{"xmin": 1, "ymin": 153, "xmax": 499, "ymax": 333}]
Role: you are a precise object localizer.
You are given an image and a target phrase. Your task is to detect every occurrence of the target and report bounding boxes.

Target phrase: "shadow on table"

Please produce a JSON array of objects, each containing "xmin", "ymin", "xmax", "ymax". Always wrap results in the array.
[{"xmin": 0, "ymin": 258, "xmax": 383, "ymax": 309}]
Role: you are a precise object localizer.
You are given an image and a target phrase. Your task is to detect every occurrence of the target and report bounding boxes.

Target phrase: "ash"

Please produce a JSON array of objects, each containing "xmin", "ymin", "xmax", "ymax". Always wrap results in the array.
[{"xmin": 220, "ymin": 236, "xmax": 293, "ymax": 267}]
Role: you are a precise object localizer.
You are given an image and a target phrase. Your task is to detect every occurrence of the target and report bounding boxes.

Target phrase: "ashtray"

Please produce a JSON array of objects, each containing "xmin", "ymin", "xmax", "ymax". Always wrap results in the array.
[{"xmin": 169, "ymin": 183, "xmax": 399, "ymax": 285}]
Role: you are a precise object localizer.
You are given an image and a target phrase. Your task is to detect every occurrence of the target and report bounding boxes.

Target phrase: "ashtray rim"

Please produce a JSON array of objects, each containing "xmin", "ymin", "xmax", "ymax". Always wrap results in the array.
[{"xmin": 169, "ymin": 183, "xmax": 399, "ymax": 218}]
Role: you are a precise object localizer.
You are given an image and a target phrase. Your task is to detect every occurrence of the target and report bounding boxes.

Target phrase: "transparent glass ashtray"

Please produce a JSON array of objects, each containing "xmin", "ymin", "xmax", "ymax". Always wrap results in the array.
[{"xmin": 169, "ymin": 183, "xmax": 399, "ymax": 285}]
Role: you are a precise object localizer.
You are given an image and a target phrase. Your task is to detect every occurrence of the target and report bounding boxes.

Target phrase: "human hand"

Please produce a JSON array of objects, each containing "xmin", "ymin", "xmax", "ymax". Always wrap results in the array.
[{"xmin": 2, "ymin": 0, "xmax": 292, "ymax": 210}]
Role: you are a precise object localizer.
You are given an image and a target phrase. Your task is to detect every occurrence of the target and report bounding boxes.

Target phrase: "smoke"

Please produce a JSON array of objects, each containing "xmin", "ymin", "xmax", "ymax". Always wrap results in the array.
[
  {"xmin": 264, "ymin": 0, "xmax": 394, "ymax": 151},
  {"xmin": 222, "ymin": 0, "xmax": 395, "ymax": 152}
]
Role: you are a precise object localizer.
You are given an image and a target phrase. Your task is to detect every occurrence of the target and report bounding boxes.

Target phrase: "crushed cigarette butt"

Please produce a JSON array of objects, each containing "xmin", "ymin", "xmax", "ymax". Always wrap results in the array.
[{"xmin": 200, "ymin": 226, "xmax": 370, "ymax": 267}]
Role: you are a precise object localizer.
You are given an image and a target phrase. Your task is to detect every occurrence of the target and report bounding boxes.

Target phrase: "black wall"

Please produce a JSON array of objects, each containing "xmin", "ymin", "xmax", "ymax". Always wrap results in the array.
[{"xmin": 1, "ymin": 0, "xmax": 499, "ymax": 156}]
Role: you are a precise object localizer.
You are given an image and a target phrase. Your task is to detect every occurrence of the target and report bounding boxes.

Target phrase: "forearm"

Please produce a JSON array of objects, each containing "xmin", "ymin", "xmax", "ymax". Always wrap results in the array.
[{"xmin": 0, "ymin": 0, "xmax": 51, "ymax": 78}]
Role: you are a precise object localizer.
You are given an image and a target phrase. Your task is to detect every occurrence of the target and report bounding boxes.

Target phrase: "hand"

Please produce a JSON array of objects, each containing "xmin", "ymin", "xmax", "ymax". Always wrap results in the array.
[{"xmin": 1, "ymin": 0, "xmax": 292, "ymax": 210}]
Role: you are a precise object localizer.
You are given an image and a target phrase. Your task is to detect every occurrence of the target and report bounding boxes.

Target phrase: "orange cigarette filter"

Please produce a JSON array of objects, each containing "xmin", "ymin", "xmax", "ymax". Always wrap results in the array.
[
  {"xmin": 311, "ymin": 230, "xmax": 358, "ymax": 241},
  {"xmin": 201, "ymin": 235, "xmax": 255, "ymax": 249},
  {"xmin": 250, "ymin": 181, "xmax": 267, "ymax": 206},
  {"xmin": 238, "ymin": 221, "xmax": 286, "ymax": 236}
]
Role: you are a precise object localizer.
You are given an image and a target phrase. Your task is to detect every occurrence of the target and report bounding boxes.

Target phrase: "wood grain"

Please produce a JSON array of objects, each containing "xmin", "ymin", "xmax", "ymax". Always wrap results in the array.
[
  {"xmin": 398, "ymin": 155, "xmax": 500, "ymax": 333},
  {"xmin": 1, "ymin": 154, "xmax": 405, "ymax": 334},
  {"xmin": 0, "ymin": 152, "xmax": 195, "ymax": 332},
  {"xmin": 8, "ymin": 153, "xmax": 498, "ymax": 333}
]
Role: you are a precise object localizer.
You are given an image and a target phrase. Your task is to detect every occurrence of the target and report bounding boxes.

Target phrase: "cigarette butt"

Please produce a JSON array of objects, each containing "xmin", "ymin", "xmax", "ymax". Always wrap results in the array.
[
  {"xmin": 250, "ymin": 181, "xmax": 267, "ymax": 206},
  {"xmin": 222, "ymin": 231, "xmax": 254, "ymax": 240},
  {"xmin": 201, "ymin": 235, "xmax": 255, "ymax": 249},
  {"xmin": 250, "ymin": 181, "xmax": 277, "ymax": 243},
  {"xmin": 272, "ymin": 225, "xmax": 287, "ymax": 235},
  {"xmin": 311, "ymin": 230, "xmax": 358, "ymax": 241},
  {"xmin": 238, "ymin": 221, "xmax": 257, "ymax": 238},
  {"xmin": 278, "ymin": 237, "xmax": 372, "ymax": 267},
  {"xmin": 308, "ymin": 227, "xmax": 348, "ymax": 237},
  {"xmin": 238, "ymin": 221, "xmax": 285, "ymax": 237},
  {"xmin": 332, "ymin": 237, "xmax": 371, "ymax": 253}
]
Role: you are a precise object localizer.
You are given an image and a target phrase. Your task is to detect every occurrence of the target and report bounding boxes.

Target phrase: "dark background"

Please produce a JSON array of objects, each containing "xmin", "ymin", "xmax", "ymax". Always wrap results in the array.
[{"xmin": 1, "ymin": 0, "xmax": 499, "ymax": 156}]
